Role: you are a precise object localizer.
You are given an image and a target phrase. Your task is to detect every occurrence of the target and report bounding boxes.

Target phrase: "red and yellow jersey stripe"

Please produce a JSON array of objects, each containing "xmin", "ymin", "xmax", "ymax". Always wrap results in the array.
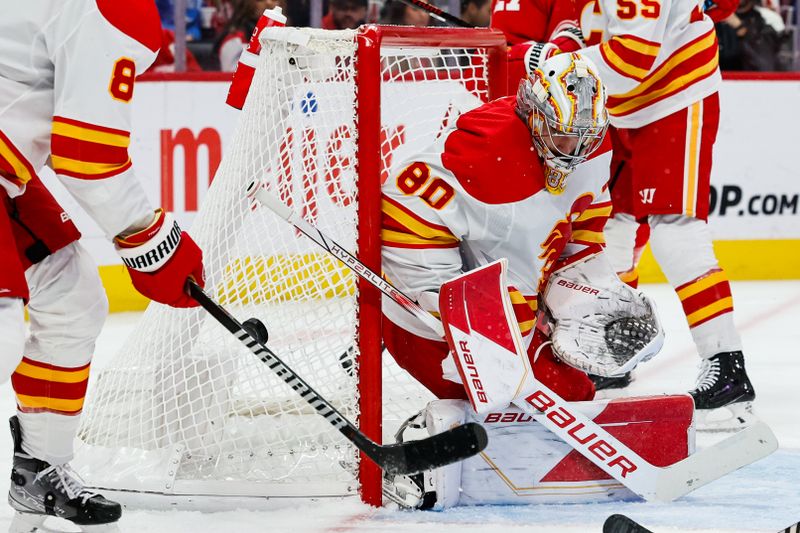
[
  {"xmin": 676, "ymin": 268, "xmax": 734, "ymax": 328},
  {"xmin": 0, "ymin": 129, "xmax": 37, "ymax": 188},
  {"xmin": 599, "ymin": 34, "xmax": 661, "ymax": 82},
  {"xmin": 11, "ymin": 357, "xmax": 91, "ymax": 416},
  {"xmin": 571, "ymin": 199, "xmax": 612, "ymax": 247},
  {"xmin": 508, "ymin": 288, "xmax": 538, "ymax": 337},
  {"xmin": 606, "ymin": 28, "xmax": 719, "ymax": 118},
  {"xmin": 381, "ymin": 195, "xmax": 460, "ymax": 249},
  {"xmin": 51, "ymin": 116, "xmax": 132, "ymax": 180}
]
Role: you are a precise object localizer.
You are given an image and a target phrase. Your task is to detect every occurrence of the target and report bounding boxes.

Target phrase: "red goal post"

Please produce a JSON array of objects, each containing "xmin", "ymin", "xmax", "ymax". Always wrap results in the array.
[{"xmin": 353, "ymin": 25, "xmax": 507, "ymax": 505}]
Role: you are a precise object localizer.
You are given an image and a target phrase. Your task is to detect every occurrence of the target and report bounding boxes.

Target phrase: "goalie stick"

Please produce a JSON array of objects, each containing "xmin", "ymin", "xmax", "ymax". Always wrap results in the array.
[
  {"xmin": 186, "ymin": 280, "xmax": 488, "ymax": 476},
  {"xmin": 605, "ymin": 515, "xmax": 800, "ymax": 533},
  {"xmin": 252, "ymin": 183, "xmax": 778, "ymax": 502}
]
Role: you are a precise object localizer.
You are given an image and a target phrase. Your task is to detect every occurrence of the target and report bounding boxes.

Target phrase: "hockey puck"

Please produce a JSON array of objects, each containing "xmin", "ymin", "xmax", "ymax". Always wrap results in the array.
[{"xmin": 242, "ymin": 318, "xmax": 269, "ymax": 345}]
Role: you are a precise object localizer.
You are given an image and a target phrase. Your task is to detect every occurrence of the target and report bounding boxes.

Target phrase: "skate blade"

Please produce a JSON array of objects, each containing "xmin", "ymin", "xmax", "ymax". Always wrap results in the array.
[
  {"xmin": 695, "ymin": 401, "xmax": 757, "ymax": 432},
  {"xmin": 9, "ymin": 512, "xmax": 120, "ymax": 533}
]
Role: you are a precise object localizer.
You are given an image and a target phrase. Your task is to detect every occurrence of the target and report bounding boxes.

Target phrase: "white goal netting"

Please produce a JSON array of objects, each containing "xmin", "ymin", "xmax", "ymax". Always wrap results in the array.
[{"xmin": 74, "ymin": 26, "xmax": 504, "ymax": 502}]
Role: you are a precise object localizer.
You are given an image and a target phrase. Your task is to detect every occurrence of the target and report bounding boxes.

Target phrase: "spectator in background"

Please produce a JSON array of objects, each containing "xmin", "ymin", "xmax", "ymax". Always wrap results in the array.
[
  {"xmin": 323, "ymin": 0, "xmax": 369, "ymax": 29},
  {"xmin": 152, "ymin": 28, "xmax": 204, "ymax": 72},
  {"xmin": 380, "ymin": 0, "xmax": 432, "ymax": 25},
  {"xmin": 460, "ymin": 0, "xmax": 491, "ymax": 27},
  {"xmin": 216, "ymin": 0, "xmax": 285, "ymax": 72},
  {"xmin": 157, "ymin": 0, "xmax": 204, "ymax": 41},
  {"xmin": 717, "ymin": 0, "xmax": 793, "ymax": 70}
]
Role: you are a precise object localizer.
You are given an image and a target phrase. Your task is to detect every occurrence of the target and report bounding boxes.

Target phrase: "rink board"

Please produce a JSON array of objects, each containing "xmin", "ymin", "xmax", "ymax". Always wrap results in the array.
[{"xmin": 34, "ymin": 73, "xmax": 800, "ymax": 311}]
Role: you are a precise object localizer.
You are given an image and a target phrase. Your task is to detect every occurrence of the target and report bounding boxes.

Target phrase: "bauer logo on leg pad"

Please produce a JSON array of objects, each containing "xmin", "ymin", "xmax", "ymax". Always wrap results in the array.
[
  {"xmin": 440, "ymin": 260, "xmax": 532, "ymax": 413},
  {"xmin": 524, "ymin": 388, "xmax": 638, "ymax": 478}
]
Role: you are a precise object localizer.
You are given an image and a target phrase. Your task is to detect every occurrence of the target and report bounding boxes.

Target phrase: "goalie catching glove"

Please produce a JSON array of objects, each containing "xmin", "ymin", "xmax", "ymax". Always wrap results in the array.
[
  {"xmin": 115, "ymin": 209, "xmax": 204, "ymax": 308},
  {"xmin": 543, "ymin": 253, "xmax": 664, "ymax": 377}
]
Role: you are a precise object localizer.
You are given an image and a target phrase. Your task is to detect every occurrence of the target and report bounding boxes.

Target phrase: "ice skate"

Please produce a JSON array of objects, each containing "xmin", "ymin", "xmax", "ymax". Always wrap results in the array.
[
  {"xmin": 8, "ymin": 417, "xmax": 121, "ymax": 533},
  {"xmin": 689, "ymin": 351, "xmax": 757, "ymax": 431}
]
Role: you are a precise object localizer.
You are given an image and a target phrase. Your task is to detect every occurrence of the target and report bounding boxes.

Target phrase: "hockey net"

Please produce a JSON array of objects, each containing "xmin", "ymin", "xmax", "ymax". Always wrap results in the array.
[{"xmin": 74, "ymin": 26, "xmax": 506, "ymax": 505}]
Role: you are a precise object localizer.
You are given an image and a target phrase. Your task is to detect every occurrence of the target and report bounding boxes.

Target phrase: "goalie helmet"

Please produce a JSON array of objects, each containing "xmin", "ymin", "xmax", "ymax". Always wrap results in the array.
[{"xmin": 516, "ymin": 53, "xmax": 609, "ymax": 194}]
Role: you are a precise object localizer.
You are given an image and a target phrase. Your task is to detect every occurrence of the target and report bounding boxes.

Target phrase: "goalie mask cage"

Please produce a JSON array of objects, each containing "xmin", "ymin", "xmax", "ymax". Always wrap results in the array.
[{"xmin": 74, "ymin": 26, "xmax": 506, "ymax": 507}]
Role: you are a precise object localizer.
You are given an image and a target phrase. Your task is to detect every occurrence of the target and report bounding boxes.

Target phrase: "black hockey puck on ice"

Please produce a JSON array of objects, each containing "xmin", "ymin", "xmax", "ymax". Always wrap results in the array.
[{"xmin": 242, "ymin": 318, "xmax": 269, "ymax": 345}]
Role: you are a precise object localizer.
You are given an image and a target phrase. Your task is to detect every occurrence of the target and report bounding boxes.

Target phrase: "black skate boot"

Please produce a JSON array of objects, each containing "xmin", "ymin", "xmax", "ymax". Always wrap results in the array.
[
  {"xmin": 689, "ymin": 351, "xmax": 756, "ymax": 431},
  {"xmin": 8, "ymin": 416, "xmax": 122, "ymax": 532}
]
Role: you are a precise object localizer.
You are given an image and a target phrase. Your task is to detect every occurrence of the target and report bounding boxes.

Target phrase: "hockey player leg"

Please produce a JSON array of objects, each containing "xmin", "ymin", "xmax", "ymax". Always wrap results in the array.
[
  {"xmin": 650, "ymin": 215, "xmax": 756, "ymax": 430},
  {"xmin": 9, "ymin": 243, "xmax": 121, "ymax": 530}
]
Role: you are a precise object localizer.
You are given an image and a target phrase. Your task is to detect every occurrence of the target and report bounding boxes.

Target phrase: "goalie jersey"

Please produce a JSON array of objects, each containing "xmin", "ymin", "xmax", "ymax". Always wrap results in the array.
[
  {"xmin": 381, "ymin": 97, "xmax": 612, "ymax": 341},
  {"xmin": 0, "ymin": 0, "xmax": 161, "ymax": 239},
  {"xmin": 574, "ymin": 0, "xmax": 721, "ymax": 128}
]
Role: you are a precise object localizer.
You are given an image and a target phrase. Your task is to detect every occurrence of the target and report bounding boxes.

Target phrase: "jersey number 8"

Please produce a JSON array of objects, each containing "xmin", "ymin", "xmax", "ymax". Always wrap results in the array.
[
  {"xmin": 397, "ymin": 162, "xmax": 455, "ymax": 210},
  {"xmin": 109, "ymin": 58, "xmax": 137, "ymax": 103}
]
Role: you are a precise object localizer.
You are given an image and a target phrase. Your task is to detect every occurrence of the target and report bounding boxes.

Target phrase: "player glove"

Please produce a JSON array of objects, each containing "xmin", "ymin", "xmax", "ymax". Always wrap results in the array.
[{"xmin": 115, "ymin": 209, "xmax": 204, "ymax": 308}]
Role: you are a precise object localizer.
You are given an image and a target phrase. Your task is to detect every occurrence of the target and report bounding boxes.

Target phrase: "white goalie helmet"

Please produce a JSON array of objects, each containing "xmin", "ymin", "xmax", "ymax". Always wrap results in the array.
[{"xmin": 516, "ymin": 53, "xmax": 610, "ymax": 193}]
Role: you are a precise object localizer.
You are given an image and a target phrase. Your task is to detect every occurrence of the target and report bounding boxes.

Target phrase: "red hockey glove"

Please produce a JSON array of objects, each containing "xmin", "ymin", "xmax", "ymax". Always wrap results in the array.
[{"xmin": 115, "ymin": 209, "xmax": 204, "ymax": 308}]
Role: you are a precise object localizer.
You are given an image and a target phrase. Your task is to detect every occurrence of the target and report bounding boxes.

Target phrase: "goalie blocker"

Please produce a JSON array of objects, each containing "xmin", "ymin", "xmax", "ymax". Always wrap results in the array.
[{"xmin": 384, "ymin": 396, "xmax": 695, "ymax": 509}]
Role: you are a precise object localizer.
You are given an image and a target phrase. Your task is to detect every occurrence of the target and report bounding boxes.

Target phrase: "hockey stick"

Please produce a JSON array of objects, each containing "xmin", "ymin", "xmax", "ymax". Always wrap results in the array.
[
  {"xmin": 605, "ymin": 515, "xmax": 800, "ymax": 533},
  {"xmin": 187, "ymin": 280, "xmax": 488, "ymax": 475},
  {"xmin": 251, "ymin": 184, "xmax": 778, "ymax": 501},
  {"xmin": 396, "ymin": 0, "xmax": 473, "ymax": 27},
  {"xmin": 603, "ymin": 514, "xmax": 653, "ymax": 533},
  {"xmin": 247, "ymin": 182, "xmax": 445, "ymax": 338}
]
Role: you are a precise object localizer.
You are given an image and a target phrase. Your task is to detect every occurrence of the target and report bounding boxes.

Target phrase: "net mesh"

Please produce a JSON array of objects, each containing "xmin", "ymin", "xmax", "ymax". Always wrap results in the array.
[{"xmin": 75, "ymin": 27, "xmax": 496, "ymax": 499}]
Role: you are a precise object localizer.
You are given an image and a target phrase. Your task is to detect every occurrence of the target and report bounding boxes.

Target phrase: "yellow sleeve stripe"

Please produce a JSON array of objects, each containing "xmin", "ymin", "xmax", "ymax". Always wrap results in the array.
[
  {"xmin": 575, "ymin": 204, "xmax": 613, "ymax": 222},
  {"xmin": 16, "ymin": 395, "xmax": 84, "ymax": 413},
  {"xmin": 571, "ymin": 229, "xmax": 605, "ymax": 244},
  {"xmin": 51, "ymin": 155, "xmax": 131, "ymax": 176},
  {"xmin": 14, "ymin": 362, "xmax": 90, "ymax": 384},
  {"xmin": 676, "ymin": 270, "xmax": 728, "ymax": 300},
  {"xmin": 608, "ymin": 31, "xmax": 718, "ymax": 116},
  {"xmin": 508, "ymin": 290, "xmax": 527, "ymax": 305},
  {"xmin": 0, "ymin": 138, "xmax": 34, "ymax": 184},
  {"xmin": 51, "ymin": 121, "xmax": 130, "ymax": 148},
  {"xmin": 601, "ymin": 43, "xmax": 651, "ymax": 81},
  {"xmin": 381, "ymin": 229, "xmax": 459, "ymax": 247},
  {"xmin": 518, "ymin": 319, "xmax": 536, "ymax": 334},
  {"xmin": 616, "ymin": 36, "xmax": 661, "ymax": 57},
  {"xmin": 382, "ymin": 199, "xmax": 459, "ymax": 243},
  {"xmin": 686, "ymin": 297, "xmax": 734, "ymax": 327}
]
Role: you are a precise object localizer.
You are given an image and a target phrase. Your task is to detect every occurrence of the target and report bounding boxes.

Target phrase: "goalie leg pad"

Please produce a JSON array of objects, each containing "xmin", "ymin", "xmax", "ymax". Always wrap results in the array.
[
  {"xmin": 394, "ymin": 396, "xmax": 695, "ymax": 508},
  {"xmin": 439, "ymin": 260, "xmax": 532, "ymax": 413}
]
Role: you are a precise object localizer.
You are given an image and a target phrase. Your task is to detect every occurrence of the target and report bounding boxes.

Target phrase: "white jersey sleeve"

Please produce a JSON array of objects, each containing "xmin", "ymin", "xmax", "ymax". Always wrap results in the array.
[
  {"xmin": 575, "ymin": 0, "xmax": 721, "ymax": 127},
  {"xmin": 0, "ymin": 0, "xmax": 163, "ymax": 238}
]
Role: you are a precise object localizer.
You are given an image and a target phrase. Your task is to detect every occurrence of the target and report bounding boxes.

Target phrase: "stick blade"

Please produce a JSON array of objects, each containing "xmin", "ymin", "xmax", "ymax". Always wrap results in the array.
[
  {"xmin": 603, "ymin": 514, "xmax": 653, "ymax": 533},
  {"xmin": 656, "ymin": 420, "xmax": 778, "ymax": 501},
  {"xmin": 378, "ymin": 422, "xmax": 488, "ymax": 475}
]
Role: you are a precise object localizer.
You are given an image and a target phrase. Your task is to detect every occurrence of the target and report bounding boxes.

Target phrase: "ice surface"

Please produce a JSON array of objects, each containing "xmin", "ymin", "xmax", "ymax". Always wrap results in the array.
[{"xmin": 0, "ymin": 281, "xmax": 797, "ymax": 532}]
